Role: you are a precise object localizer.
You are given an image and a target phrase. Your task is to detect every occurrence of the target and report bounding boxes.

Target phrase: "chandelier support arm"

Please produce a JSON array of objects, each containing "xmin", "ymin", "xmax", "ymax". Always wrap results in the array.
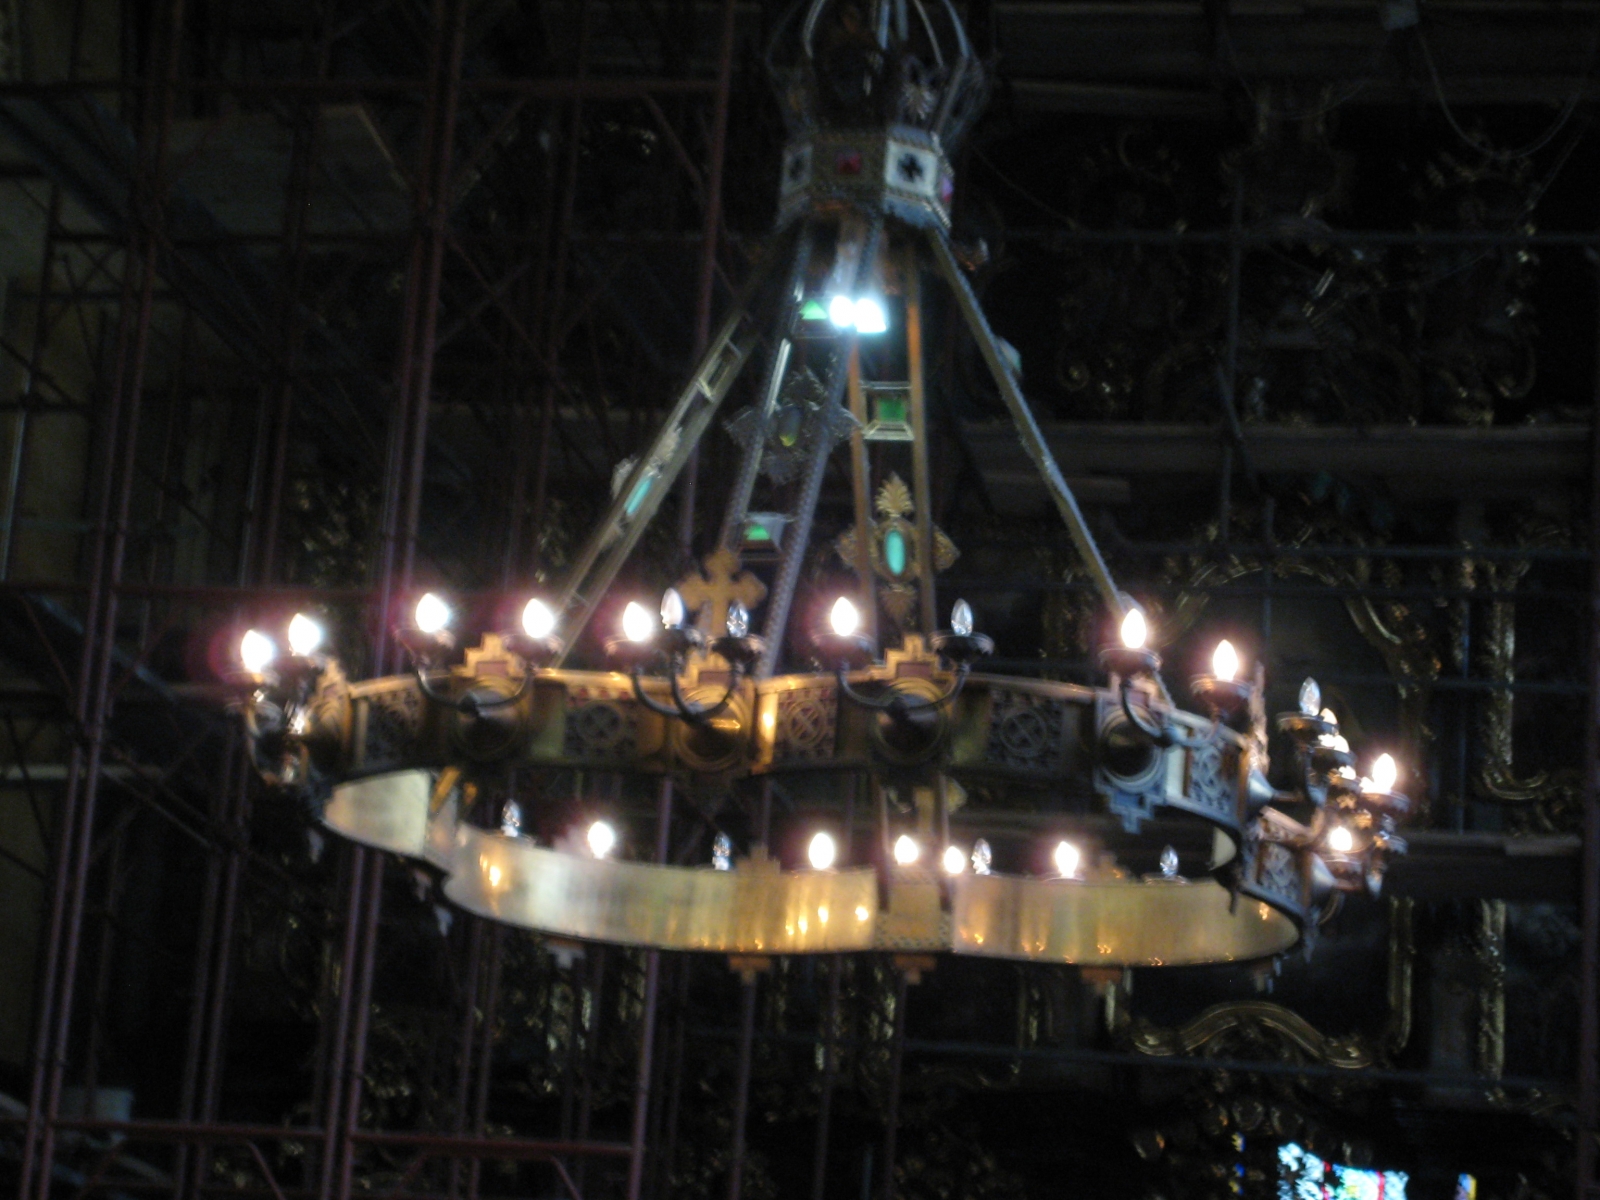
[
  {"xmin": 834, "ymin": 662, "xmax": 969, "ymax": 713},
  {"xmin": 757, "ymin": 214, "xmax": 884, "ymax": 677},
  {"xmin": 718, "ymin": 222, "xmax": 815, "ymax": 551},
  {"xmin": 924, "ymin": 224, "xmax": 1122, "ymax": 615}
]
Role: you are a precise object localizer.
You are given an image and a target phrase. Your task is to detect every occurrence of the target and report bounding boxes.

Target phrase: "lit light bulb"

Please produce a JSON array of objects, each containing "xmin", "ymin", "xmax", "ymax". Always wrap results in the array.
[
  {"xmin": 726, "ymin": 600, "xmax": 749, "ymax": 639},
  {"xmin": 1160, "ymin": 845, "xmax": 1180, "ymax": 878},
  {"xmin": 828, "ymin": 294, "xmax": 855, "ymax": 328},
  {"xmin": 971, "ymin": 838, "xmax": 993, "ymax": 876},
  {"xmin": 287, "ymin": 613, "xmax": 323, "ymax": 658},
  {"xmin": 712, "ymin": 832, "xmax": 733, "ymax": 871},
  {"xmin": 500, "ymin": 800, "xmax": 523, "ymax": 838},
  {"xmin": 622, "ymin": 601, "xmax": 655, "ymax": 644},
  {"xmin": 1211, "ymin": 639, "xmax": 1238, "ymax": 683},
  {"xmin": 1298, "ymin": 677, "xmax": 1321, "ymax": 717},
  {"xmin": 587, "ymin": 820, "xmax": 617, "ymax": 858},
  {"xmin": 853, "ymin": 297, "xmax": 888, "ymax": 334},
  {"xmin": 414, "ymin": 592, "xmax": 451, "ymax": 635},
  {"xmin": 942, "ymin": 844, "xmax": 966, "ymax": 875},
  {"xmin": 830, "ymin": 596, "xmax": 860, "ymax": 638},
  {"xmin": 951, "ymin": 598, "xmax": 973, "ymax": 638},
  {"xmin": 892, "ymin": 834, "xmax": 920, "ymax": 866},
  {"xmin": 1320, "ymin": 707, "xmax": 1338, "ymax": 728},
  {"xmin": 1370, "ymin": 753, "xmax": 1398, "ymax": 794},
  {"xmin": 808, "ymin": 831, "xmax": 837, "ymax": 871},
  {"xmin": 239, "ymin": 629, "xmax": 276, "ymax": 674},
  {"xmin": 1053, "ymin": 840, "xmax": 1081, "ymax": 879},
  {"xmin": 1120, "ymin": 607, "xmax": 1147, "ymax": 650},
  {"xmin": 1327, "ymin": 825, "xmax": 1355, "ymax": 854},
  {"xmin": 521, "ymin": 598, "xmax": 556, "ymax": 640},
  {"xmin": 660, "ymin": 588, "xmax": 686, "ymax": 630}
]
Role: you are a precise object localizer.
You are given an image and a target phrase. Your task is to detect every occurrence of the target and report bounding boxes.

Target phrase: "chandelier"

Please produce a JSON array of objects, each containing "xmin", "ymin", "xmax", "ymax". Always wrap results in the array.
[{"xmin": 223, "ymin": 0, "xmax": 1408, "ymax": 971}]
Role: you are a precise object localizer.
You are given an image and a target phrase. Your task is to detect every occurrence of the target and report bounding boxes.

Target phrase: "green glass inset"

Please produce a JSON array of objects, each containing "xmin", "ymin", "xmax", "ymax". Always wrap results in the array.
[
  {"xmin": 884, "ymin": 528, "xmax": 908, "ymax": 576},
  {"xmin": 625, "ymin": 474, "xmax": 653, "ymax": 517},
  {"xmin": 800, "ymin": 299, "xmax": 828, "ymax": 321},
  {"xmin": 776, "ymin": 404, "xmax": 803, "ymax": 448},
  {"xmin": 875, "ymin": 396, "xmax": 908, "ymax": 425},
  {"xmin": 745, "ymin": 522, "xmax": 772, "ymax": 542}
]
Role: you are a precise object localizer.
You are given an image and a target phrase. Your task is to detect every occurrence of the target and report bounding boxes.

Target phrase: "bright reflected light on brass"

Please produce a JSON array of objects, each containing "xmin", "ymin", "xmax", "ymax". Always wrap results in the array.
[
  {"xmin": 892, "ymin": 834, "xmax": 920, "ymax": 866},
  {"xmin": 1327, "ymin": 825, "xmax": 1354, "ymax": 854},
  {"xmin": 521, "ymin": 598, "xmax": 556, "ymax": 640},
  {"xmin": 830, "ymin": 596, "xmax": 860, "ymax": 637},
  {"xmin": 587, "ymin": 820, "xmax": 617, "ymax": 858},
  {"xmin": 239, "ymin": 629, "xmax": 276, "ymax": 674},
  {"xmin": 1370, "ymin": 753, "xmax": 1398, "ymax": 794},
  {"xmin": 942, "ymin": 845, "xmax": 966, "ymax": 875},
  {"xmin": 287, "ymin": 613, "xmax": 323, "ymax": 658},
  {"xmin": 622, "ymin": 601, "xmax": 655, "ymax": 644},
  {"xmin": 1212, "ymin": 639, "xmax": 1238, "ymax": 682},
  {"xmin": 1053, "ymin": 840, "xmax": 1081, "ymax": 879},
  {"xmin": 414, "ymin": 592, "xmax": 451, "ymax": 635},
  {"xmin": 807, "ymin": 831, "xmax": 837, "ymax": 871},
  {"xmin": 1119, "ymin": 607, "xmax": 1147, "ymax": 650}
]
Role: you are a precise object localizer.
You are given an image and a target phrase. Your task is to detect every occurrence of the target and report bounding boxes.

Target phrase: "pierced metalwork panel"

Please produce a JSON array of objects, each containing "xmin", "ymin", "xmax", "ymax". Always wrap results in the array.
[
  {"xmin": 351, "ymin": 679, "xmax": 425, "ymax": 773},
  {"xmin": 1157, "ymin": 737, "xmax": 1244, "ymax": 833},
  {"xmin": 982, "ymin": 687, "xmax": 1073, "ymax": 777},
  {"xmin": 562, "ymin": 683, "xmax": 638, "ymax": 762},
  {"xmin": 1242, "ymin": 838, "xmax": 1307, "ymax": 922},
  {"xmin": 774, "ymin": 683, "xmax": 839, "ymax": 764}
]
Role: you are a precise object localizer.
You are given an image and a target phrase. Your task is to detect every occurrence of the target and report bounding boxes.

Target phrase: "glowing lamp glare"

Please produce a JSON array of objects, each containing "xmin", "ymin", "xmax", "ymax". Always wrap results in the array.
[
  {"xmin": 1212, "ymin": 639, "xmax": 1239, "ymax": 682},
  {"xmin": 808, "ymin": 831, "xmax": 837, "ymax": 871},
  {"xmin": 1120, "ymin": 608, "xmax": 1147, "ymax": 650}
]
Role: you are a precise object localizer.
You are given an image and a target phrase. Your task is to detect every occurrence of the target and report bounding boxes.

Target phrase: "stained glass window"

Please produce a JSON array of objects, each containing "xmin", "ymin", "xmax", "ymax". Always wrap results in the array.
[{"xmin": 1278, "ymin": 1142, "xmax": 1409, "ymax": 1200}]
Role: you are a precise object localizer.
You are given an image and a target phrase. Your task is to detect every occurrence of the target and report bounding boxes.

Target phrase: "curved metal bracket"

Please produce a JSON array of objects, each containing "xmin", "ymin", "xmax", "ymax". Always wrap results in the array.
[
  {"xmin": 630, "ymin": 661, "xmax": 743, "ymax": 726},
  {"xmin": 414, "ymin": 665, "xmax": 532, "ymax": 714},
  {"xmin": 835, "ymin": 661, "xmax": 969, "ymax": 717},
  {"xmin": 1119, "ymin": 679, "xmax": 1216, "ymax": 751}
]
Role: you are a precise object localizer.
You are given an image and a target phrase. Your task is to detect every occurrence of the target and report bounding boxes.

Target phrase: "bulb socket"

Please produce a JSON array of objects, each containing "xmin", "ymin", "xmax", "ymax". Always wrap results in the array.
[{"xmin": 1098, "ymin": 643, "xmax": 1160, "ymax": 678}]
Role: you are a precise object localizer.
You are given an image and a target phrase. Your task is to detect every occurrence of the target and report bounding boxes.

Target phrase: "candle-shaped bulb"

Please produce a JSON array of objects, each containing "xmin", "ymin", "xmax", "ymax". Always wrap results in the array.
[
  {"xmin": 287, "ymin": 613, "xmax": 323, "ymax": 658},
  {"xmin": 521, "ymin": 598, "xmax": 556, "ymax": 640},
  {"xmin": 622, "ymin": 601, "xmax": 655, "ymax": 644},
  {"xmin": 1120, "ymin": 607, "xmax": 1147, "ymax": 650},
  {"xmin": 892, "ymin": 834, "xmax": 920, "ymax": 866},
  {"xmin": 830, "ymin": 596, "xmax": 860, "ymax": 637},
  {"xmin": 971, "ymin": 838, "xmax": 993, "ymax": 876},
  {"xmin": 414, "ymin": 592, "xmax": 451, "ymax": 635},
  {"xmin": 726, "ymin": 600, "xmax": 749, "ymax": 639},
  {"xmin": 712, "ymin": 832, "xmax": 733, "ymax": 871},
  {"xmin": 239, "ymin": 629, "xmax": 276, "ymax": 674},
  {"xmin": 1054, "ymin": 840, "xmax": 1082, "ymax": 879},
  {"xmin": 1211, "ymin": 639, "xmax": 1239, "ymax": 683},
  {"xmin": 660, "ymin": 588, "xmax": 686, "ymax": 630},
  {"xmin": 586, "ymin": 820, "xmax": 617, "ymax": 858},
  {"xmin": 1371, "ymin": 753, "xmax": 1398, "ymax": 794},
  {"xmin": 942, "ymin": 845, "xmax": 966, "ymax": 875},
  {"xmin": 1160, "ymin": 845, "xmax": 1180, "ymax": 878},
  {"xmin": 1298, "ymin": 677, "xmax": 1322, "ymax": 717},
  {"xmin": 808, "ymin": 831, "xmax": 837, "ymax": 871},
  {"xmin": 951, "ymin": 599, "xmax": 974, "ymax": 638}
]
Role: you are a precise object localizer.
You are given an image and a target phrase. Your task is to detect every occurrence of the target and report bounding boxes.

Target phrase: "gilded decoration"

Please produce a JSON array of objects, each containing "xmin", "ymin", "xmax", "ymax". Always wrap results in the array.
[{"xmin": 835, "ymin": 472, "xmax": 958, "ymax": 625}]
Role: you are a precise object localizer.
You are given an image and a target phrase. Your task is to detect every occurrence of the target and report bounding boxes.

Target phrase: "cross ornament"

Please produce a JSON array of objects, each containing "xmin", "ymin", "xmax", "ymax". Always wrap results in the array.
[{"xmin": 675, "ymin": 548, "xmax": 768, "ymax": 636}]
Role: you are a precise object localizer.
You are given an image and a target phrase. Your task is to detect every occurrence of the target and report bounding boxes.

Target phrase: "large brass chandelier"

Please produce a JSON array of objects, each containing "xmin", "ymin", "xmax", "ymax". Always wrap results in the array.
[{"xmin": 224, "ymin": 0, "xmax": 1408, "ymax": 970}]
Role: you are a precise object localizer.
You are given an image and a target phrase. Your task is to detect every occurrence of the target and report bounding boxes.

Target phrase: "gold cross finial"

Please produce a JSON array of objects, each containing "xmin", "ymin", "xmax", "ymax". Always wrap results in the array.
[{"xmin": 676, "ymin": 548, "xmax": 767, "ymax": 636}]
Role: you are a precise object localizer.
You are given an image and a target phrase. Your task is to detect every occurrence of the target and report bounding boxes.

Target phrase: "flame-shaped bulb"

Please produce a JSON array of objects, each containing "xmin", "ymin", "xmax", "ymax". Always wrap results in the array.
[
  {"xmin": 1120, "ymin": 608, "xmax": 1147, "ymax": 650},
  {"xmin": 622, "ymin": 601, "xmax": 655, "ymax": 644},
  {"xmin": 951, "ymin": 599, "xmax": 973, "ymax": 638},
  {"xmin": 1370, "ymin": 753, "xmax": 1398, "ymax": 794},
  {"xmin": 287, "ymin": 613, "xmax": 323, "ymax": 658},
  {"xmin": 892, "ymin": 834, "xmax": 920, "ymax": 866},
  {"xmin": 660, "ymin": 588, "xmax": 686, "ymax": 630},
  {"xmin": 521, "ymin": 598, "xmax": 556, "ymax": 640},
  {"xmin": 1212, "ymin": 639, "xmax": 1238, "ymax": 683},
  {"xmin": 239, "ymin": 629, "xmax": 276, "ymax": 674},
  {"xmin": 942, "ymin": 845, "xmax": 966, "ymax": 875},
  {"xmin": 808, "ymin": 831, "xmax": 837, "ymax": 871},
  {"xmin": 830, "ymin": 596, "xmax": 860, "ymax": 638},
  {"xmin": 1054, "ymin": 840, "xmax": 1081, "ymax": 879},
  {"xmin": 726, "ymin": 600, "xmax": 749, "ymax": 639},
  {"xmin": 587, "ymin": 820, "xmax": 617, "ymax": 858},
  {"xmin": 414, "ymin": 592, "xmax": 451, "ymax": 635},
  {"xmin": 971, "ymin": 838, "xmax": 993, "ymax": 876},
  {"xmin": 1298, "ymin": 678, "xmax": 1321, "ymax": 717}
]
